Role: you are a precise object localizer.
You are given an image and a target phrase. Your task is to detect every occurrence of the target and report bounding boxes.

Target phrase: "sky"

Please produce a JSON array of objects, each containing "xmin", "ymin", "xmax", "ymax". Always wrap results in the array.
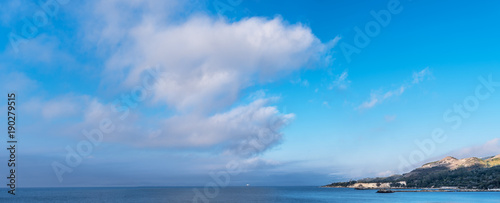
[{"xmin": 1, "ymin": 0, "xmax": 500, "ymax": 187}]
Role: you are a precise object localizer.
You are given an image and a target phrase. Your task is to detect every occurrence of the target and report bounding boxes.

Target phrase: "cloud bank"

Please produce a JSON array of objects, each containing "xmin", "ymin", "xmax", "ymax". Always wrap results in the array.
[
  {"xmin": 107, "ymin": 16, "xmax": 326, "ymax": 113},
  {"xmin": 27, "ymin": 3, "xmax": 334, "ymax": 158}
]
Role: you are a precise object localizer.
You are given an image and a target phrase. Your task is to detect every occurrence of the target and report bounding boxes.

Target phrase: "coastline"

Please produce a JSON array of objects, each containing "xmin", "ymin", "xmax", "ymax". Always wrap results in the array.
[{"xmin": 321, "ymin": 186, "xmax": 500, "ymax": 192}]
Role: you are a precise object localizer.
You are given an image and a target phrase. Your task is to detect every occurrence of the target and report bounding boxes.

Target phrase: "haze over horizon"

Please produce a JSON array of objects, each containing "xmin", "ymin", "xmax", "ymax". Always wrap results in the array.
[{"xmin": 1, "ymin": 0, "xmax": 500, "ymax": 187}]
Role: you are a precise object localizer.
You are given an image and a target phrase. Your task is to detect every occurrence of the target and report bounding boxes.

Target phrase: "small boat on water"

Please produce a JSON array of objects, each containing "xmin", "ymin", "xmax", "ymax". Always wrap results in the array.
[
  {"xmin": 354, "ymin": 187, "xmax": 371, "ymax": 190},
  {"xmin": 376, "ymin": 189, "xmax": 395, "ymax": 193}
]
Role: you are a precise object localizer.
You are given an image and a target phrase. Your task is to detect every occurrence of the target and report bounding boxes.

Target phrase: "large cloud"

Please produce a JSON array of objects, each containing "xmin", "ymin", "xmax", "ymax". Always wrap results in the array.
[
  {"xmin": 105, "ymin": 16, "xmax": 327, "ymax": 113},
  {"xmin": 24, "ymin": 94, "xmax": 295, "ymax": 157},
  {"xmin": 65, "ymin": 2, "xmax": 332, "ymax": 156}
]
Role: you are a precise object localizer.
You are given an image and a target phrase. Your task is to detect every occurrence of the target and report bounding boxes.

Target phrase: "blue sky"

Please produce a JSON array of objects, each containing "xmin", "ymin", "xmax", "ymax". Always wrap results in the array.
[{"xmin": 1, "ymin": 0, "xmax": 500, "ymax": 187}]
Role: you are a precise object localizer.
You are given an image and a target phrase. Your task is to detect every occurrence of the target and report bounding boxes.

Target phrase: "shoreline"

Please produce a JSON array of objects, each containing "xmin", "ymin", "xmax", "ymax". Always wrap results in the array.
[{"xmin": 321, "ymin": 186, "xmax": 500, "ymax": 192}]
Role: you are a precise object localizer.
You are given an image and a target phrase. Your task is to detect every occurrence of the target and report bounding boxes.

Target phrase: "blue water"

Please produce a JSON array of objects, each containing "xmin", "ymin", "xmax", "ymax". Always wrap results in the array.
[{"xmin": 1, "ymin": 187, "xmax": 499, "ymax": 202}]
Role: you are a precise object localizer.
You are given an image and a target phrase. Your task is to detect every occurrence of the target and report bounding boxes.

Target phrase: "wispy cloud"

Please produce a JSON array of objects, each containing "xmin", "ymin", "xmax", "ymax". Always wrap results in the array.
[
  {"xmin": 358, "ymin": 95, "xmax": 379, "ymax": 110},
  {"xmin": 357, "ymin": 68, "xmax": 430, "ymax": 110},
  {"xmin": 291, "ymin": 78, "xmax": 310, "ymax": 87},
  {"xmin": 412, "ymin": 67, "xmax": 432, "ymax": 84},
  {"xmin": 329, "ymin": 70, "xmax": 351, "ymax": 90},
  {"xmin": 358, "ymin": 85, "xmax": 405, "ymax": 110}
]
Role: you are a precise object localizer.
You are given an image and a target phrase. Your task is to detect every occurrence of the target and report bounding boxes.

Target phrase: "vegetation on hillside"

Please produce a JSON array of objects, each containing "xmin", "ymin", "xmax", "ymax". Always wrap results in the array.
[
  {"xmin": 404, "ymin": 165, "xmax": 500, "ymax": 189},
  {"xmin": 326, "ymin": 165, "xmax": 500, "ymax": 189},
  {"xmin": 325, "ymin": 180, "xmax": 357, "ymax": 187}
]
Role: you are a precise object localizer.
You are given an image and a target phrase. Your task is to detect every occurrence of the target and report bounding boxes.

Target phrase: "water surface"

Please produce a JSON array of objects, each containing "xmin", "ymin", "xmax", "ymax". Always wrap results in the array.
[{"xmin": 1, "ymin": 187, "xmax": 499, "ymax": 202}]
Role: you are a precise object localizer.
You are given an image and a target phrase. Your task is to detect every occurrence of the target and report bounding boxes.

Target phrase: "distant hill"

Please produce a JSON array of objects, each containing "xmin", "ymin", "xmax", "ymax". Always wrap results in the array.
[{"xmin": 324, "ymin": 154, "xmax": 500, "ymax": 189}]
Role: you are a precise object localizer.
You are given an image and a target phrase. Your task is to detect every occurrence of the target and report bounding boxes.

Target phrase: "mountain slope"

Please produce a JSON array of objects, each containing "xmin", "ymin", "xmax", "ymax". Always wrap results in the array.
[{"xmin": 325, "ymin": 154, "xmax": 500, "ymax": 189}]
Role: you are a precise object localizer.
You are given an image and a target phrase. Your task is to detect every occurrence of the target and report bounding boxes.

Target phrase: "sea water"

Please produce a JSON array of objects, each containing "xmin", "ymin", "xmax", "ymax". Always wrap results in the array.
[{"xmin": 1, "ymin": 187, "xmax": 499, "ymax": 202}]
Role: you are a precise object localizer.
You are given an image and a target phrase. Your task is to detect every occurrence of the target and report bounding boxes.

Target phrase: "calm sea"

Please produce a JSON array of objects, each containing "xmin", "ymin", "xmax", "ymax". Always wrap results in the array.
[{"xmin": 1, "ymin": 187, "xmax": 499, "ymax": 202}]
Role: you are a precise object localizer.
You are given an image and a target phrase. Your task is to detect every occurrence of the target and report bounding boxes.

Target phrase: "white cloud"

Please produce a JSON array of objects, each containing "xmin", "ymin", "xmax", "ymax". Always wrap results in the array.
[
  {"xmin": 95, "ymin": 14, "xmax": 331, "ymax": 155},
  {"xmin": 412, "ymin": 67, "xmax": 432, "ymax": 84},
  {"xmin": 0, "ymin": 71, "xmax": 38, "ymax": 94},
  {"xmin": 291, "ymin": 78, "xmax": 310, "ymax": 87},
  {"xmin": 358, "ymin": 86, "xmax": 405, "ymax": 110},
  {"xmin": 43, "ymin": 97, "xmax": 293, "ymax": 156},
  {"xmin": 103, "ymin": 16, "xmax": 328, "ymax": 113},
  {"xmin": 22, "ymin": 94, "xmax": 291, "ymax": 157},
  {"xmin": 41, "ymin": 95, "xmax": 85, "ymax": 119},
  {"xmin": 22, "ymin": 94, "xmax": 96, "ymax": 120},
  {"xmin": 450, "ymin": 138, "xmax": 500, "ymax": 158},
  {"xmin": 141, "ymin": 99, "xmax": 294, "ymax": 156},
  {"xmin": 82, "ymin": 0, "xmax": 181, "ymax": 50},
  {"xmin": 329, "ymin": 70, "xmax": 351, "ymax": 90},
  {"xmin": 357, "ymin": 68, "xmax": 429, "ymax": 110},
  {"xmin": 238, "ymin": 157, "xmax": 282, "ymax": 171},
  {"xmin": 358, "ymin": 94, "xmax": 379, "ymax": 110},
  {"xmin": 31, "ymin": 3, "xmax": 335, "ymax": 158}
]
